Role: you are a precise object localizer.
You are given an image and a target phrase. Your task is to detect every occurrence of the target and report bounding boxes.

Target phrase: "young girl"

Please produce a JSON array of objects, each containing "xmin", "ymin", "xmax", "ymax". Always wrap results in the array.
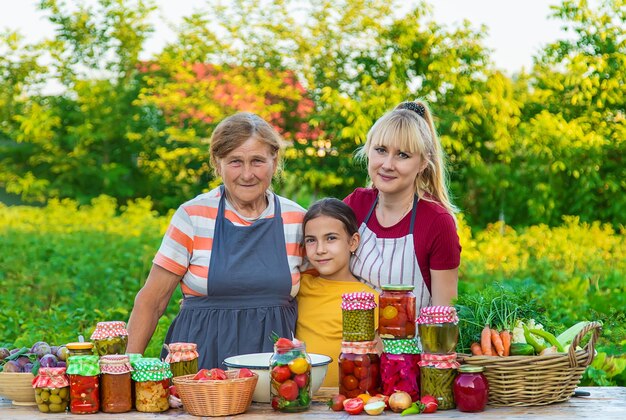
[{"xmin": 295, "ymin": 198, "xmax": 378, "ymax": 387}]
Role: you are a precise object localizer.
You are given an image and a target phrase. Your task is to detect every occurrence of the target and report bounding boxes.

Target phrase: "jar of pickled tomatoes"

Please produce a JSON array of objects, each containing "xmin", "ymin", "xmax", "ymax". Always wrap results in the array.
[
  {"xmin": 66, "ymin": 355, "xmax": 100, "ymax": 414},
  {"xmin": 453, "ymin": 365, "xmax": 489, "ymax": 412},
  {"xmin": 338, "ymin": 341, "xmax": 380, "ymax": 398},
  {"xmin": 270, "ymin": 339, "xmax": 312, "ymax": 412},
  {"xmin": 379, "ymin": 284, "xmax": 416, "ymax": 339}
]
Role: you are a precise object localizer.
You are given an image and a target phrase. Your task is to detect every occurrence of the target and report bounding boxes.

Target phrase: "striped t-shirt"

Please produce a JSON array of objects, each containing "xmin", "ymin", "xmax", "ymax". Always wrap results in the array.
[{"xmin": 153, "ymin": 187, "xmax": 306, "ymax": 297}]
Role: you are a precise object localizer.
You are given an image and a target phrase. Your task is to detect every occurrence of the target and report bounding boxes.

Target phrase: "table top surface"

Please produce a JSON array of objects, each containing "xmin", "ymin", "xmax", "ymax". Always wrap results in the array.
[{"xmin": 2, "ymin": 386, "xmax": 625, "ymax": 419}]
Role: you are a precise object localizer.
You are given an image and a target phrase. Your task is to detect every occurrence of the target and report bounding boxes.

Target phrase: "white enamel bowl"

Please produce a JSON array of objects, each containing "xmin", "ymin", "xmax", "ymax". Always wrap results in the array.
[{"xmin": 223, "ymin": 352, "xmax": 332, "ymax": 403}]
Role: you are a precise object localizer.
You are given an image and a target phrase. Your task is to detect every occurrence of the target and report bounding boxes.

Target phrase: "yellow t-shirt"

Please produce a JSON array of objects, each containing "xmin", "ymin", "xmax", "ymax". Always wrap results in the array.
[{"xmin": 295, "ymin": 274, "xmax": 379, "ymax": 387}]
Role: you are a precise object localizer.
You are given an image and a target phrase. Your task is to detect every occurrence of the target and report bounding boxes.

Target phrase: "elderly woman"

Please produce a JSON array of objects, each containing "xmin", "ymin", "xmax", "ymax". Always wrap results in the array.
[{"xmin": 127, "ymin": 112, "xmax": 306, "ymax": 369}]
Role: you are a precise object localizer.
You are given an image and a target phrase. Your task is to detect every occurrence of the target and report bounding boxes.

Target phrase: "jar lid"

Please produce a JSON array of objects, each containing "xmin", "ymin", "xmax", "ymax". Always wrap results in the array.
[
  {"xmin": 90, "ymin": 321, "xmax": 129, "ymax": 340},
  {"xmin": 165, "ymin": 342, "xmax": 199, "ymax": 363},
  {"xmin": 131, "ymin": 358, "xmax": 173, "ymax": 382},
  {"xmin": 458, "ymin": 365, "xmax": 484, "ymax": 373},
  {"xmin": 66, "ymin": 342, "xmax": 94, "ymax": 350},
  {"xmin": 99, "ymin": 354, "xmax": 133, "ymax": 374},
  {"xmin": 416, "ymin": 306, "xmax": 459, "ymax": 324},
  {"xmin": 382, "ymin": 338, "xmax": 420, "ymax": 355},
  {"xmin": 32, "ymin": 367, "xmax": 70, "ymax": 389},
  {"xmin": 381, "ymin": 284, "xmax": 414, "ymax": 291},
  {"xmin": 341, "ymin": 292, "xmax": 377, "ymax": 310},
  {"xmin": 340, "ymin": 341, "xmax": 379, "ymax": 354},
  {"xmin": 66, "ymin": 355, "xmax": 100, "ymax": 376}
]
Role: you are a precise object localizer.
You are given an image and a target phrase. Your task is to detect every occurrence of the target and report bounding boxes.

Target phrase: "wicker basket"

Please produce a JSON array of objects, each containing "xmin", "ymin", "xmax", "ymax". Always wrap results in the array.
[
  {"xmin": 460, "ymin": 321, "xmax": 601, "ymax": 406},
  {"xmin": 172, "ymin": 369, "xmax": 258, "ymax": 416}
]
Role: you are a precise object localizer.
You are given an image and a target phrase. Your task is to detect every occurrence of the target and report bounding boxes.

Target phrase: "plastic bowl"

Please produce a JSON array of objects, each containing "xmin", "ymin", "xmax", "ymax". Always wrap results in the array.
[
  {"xmin": 0, "ymin": 372, "xmax": 37, "ymax": 405},
  {"xmin": 223, "ymin": 352, "xmax": 332, "ymax": 403}
]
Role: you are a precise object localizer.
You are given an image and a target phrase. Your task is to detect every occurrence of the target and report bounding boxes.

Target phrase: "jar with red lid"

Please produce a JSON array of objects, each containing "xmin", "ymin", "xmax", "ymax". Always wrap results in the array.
[
  {"xmin": 99, "ymin": 354, "xmax": 133, "ymax": 413},
  {"xmin": 342, "ymin": 292, "xmax": 377, "ymax": 342},
  {"xmin": 379, "ymin": 284, "xmax": 416, "ymax": 339},
  {"xmin": 165, "ymin": 342, "xmax": 199, "ymax": 377},
  {"xmin": 32, "ymin": 367, "xmax": 70, "ymax": 413},
  {"xmin": 418, "ymin": 353, "xmax": 459, "ymax": 410},
  {"xmin": 338, "ymin": 341, "xmax": 380, "ymax": 398},
  {"xmin": 90, "ymin": 321, "xmax": 129, "ymax": 356},
  {"xmin": 416, "ymin": 306, "xmax": 459, "ymax": 354},
  {"xmin": 453, "ymin": 365, "xmax": 489, "ymax": 412},
  {"xmin": 380, "ymin": 339, "xmax": 420, "ymax": 401},
  {"xmin": 67, "ymin": 355, "xmax": 100, "ymax": 414}
]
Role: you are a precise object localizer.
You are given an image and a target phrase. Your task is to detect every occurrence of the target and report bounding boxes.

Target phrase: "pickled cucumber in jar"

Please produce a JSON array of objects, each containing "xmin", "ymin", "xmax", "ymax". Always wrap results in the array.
[{"xmin": 90, "ymin": 321, "xmax": 129, "ymax": 356}]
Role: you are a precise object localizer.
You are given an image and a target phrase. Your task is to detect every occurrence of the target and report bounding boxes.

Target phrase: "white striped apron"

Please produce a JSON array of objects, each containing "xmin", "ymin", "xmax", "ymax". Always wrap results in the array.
[{"xmin": 350, "ymin": 194, "xmax": 431, "ymax": 312}]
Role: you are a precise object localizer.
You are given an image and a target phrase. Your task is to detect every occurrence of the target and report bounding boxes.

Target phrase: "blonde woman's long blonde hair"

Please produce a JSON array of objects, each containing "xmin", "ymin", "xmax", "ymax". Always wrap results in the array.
[{"xmin": 355, "ymin": 100, "xmax": 458, "ymax": 220}]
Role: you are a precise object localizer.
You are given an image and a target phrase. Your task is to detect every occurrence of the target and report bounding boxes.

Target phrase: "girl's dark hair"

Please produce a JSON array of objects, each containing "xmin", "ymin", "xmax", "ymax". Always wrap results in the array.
[{"xmin": 303, "ymin": 198, "xmax": 359, "ymax": 239}]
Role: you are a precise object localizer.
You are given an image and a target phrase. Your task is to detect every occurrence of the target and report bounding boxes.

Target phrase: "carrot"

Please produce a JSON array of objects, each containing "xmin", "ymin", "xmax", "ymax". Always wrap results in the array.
[
  {"xmin": 470, "ymin": 342, "xmax": 483, "ymax": 356},
  {"xmin": 491, "ymin": 328, "xmax": 504, "ymax": 356},
  {"xmin": 481, "ymin": 325, "xmax": 493, "ymax": 356},
  {"xmin": 500, "ymin": 330, "xmax": 511, "ymax": 356}
]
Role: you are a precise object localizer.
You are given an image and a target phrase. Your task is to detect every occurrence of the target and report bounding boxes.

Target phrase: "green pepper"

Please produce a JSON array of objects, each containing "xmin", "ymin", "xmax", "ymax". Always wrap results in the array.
[
  {"xmin": 528, "ymin": 328, "xmax": 565, "ymax": 352},
  {"xmin": 401, "ymin": 402, "xmax": 423, "ymax": 416},
  {"xmin": 523, "ymin": 325, "xmax": 546, "ymax": 354}
]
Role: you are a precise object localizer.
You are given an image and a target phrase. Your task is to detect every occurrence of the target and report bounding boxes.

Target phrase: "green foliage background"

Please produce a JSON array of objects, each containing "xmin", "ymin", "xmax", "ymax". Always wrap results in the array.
[{"xmin": 1, "ymin": 0, "xmax": 625, "ymax": 386}]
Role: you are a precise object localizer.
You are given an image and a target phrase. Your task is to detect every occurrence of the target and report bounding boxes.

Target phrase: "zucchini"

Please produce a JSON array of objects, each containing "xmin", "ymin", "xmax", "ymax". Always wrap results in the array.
[{"xmin": 510, "ymin": 342, "xmax": 535, "ymax": 356}]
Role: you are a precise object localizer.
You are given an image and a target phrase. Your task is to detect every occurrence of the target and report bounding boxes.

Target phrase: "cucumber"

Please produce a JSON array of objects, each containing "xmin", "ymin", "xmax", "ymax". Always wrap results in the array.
[{"xmin": 510, "ymin": 343, "xmax": 535, "ymax": 356}]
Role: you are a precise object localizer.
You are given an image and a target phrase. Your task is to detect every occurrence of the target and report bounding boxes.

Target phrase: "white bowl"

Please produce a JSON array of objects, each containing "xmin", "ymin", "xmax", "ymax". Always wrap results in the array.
[{"xmin": 223, "ymin": 352, "xmax": 332, "ymax": 403}]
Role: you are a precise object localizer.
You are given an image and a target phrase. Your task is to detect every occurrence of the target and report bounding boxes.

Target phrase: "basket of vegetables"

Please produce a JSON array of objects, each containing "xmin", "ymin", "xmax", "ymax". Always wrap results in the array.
[
  {"xmin": 455, "ymin": 285, "xmax": 602, "ymax": 407},
  {"xmin": 172, "ymin": 368, "xmax": 258, "ymax": 417}
]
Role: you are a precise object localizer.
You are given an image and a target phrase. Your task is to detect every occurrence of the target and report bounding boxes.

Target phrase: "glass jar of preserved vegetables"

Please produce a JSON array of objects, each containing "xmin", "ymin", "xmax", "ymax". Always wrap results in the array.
[
  {"xmin": 126, "ymin": 353, "xmax": 143, "ymax": 409},
  {"xmin": 416, "ymin": 306, "xmax": 459, "ymax": 354},
  {"xmin": 131, "ymin": 358, "xmax": 172, "ymax": 413},
  {"xmin": 66, "ymin": 355, "xmax": 100, "ymax": 414},
  {"xmin": 270, "ymin": 339, "xmax": 312, "ymax": 412},
  {"xmin": 90, "ymin": 321, "xmax": 129, "ymax": 356},
  {"xmin": 342, "ymin": 292, "xmax": 377, "ymax": 342},
  {"xmin": 379, "ymin": 284, "xmax": 416, "ymax": 339},
  {"xmin": 66, "ymin": 342, "xmax": 94, "ymax": 358},
  {"xmin": 33, "ymin": 367, "xmax": 70, "ymax": 413},
  {"xmin": 339, "ymin": 341, "xmax": 380, "ymax": 398},
  {"xmin": 453, "ymin": 365, "xmax": 489, "ymax": 412},
  {"xmin": 418, "ymin": 353, "xmax": 459, "ymax": 410},
  {"xmin": 380, "ymin": 338, "xmax": 420, "ymax": 401},
  {"xmin": 165, "ymin": 342, "xmax": 199, "ymax": 377},
  {"xmin": 99, "ymin": 354, "xmax": 133, "ymax": 413}
]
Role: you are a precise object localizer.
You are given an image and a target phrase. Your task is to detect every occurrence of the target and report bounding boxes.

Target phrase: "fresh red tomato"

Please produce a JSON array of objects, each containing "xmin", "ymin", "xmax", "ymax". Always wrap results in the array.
[
  {"xmin": 341, "ymin": 360, "xmax": 355, "ymax": 374},
  {"xmin": 421, "ymin": 395, "xmax": 438, "ymax": 413},
  {"xmin": 275, "ymin": 337, "xmax": 294, "ymax": 352},
  {"xmin": 271, "ymin": 396, "xmax": 280, "ymax": 410},
  {"xmin": 271, "ymin": 365, "xmax": 292, "ymax": 383},
  {"xmin": 343, "ymin": 397, "xmax": 364, "ymax": 415},
  {"xmin": 168, "ymin": 385, "xmax": 179, "ymax": 398},
  {"xmin": 341, "ymin": 375, "xmax": 359, "ymax": 391},
  {"xmin": 208, "ymin": 368, "xmax": 227, "ymax": 380},
  {"xmin": 238, "ymin": 368, "xmax": 254, "ymax": 378},
  {"xmin": 327, "ymin": 394, "xmax": 346, "ymax": 411},
  {"xmin": 278, "ymin": 379, "xmax": 299, "ymax": 401},
  {"xmin": 293, "ymin": 373, "xmax": 308, "ymax": 388},
  {"xmin": 193, "ymin": 369, "xmax": 211, "ymax": 381}
]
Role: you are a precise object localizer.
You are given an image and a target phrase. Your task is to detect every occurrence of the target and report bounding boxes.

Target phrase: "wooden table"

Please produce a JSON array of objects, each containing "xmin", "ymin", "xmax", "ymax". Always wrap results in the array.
[{"xmin": 2, "ymin": 387, "xmax": 625, "ymax": 419}]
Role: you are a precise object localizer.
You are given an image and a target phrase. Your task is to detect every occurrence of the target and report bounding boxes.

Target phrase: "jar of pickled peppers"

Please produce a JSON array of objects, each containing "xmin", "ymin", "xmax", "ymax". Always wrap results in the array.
[
  {"xmin": 90, "ymin": 321, "xmax": 129, "ymax": 356},
  {"xmin": 416, "ymin": 306, "xmax": 459, "ymax": 354},
  {"xmin": 165, "ymin": 342, "xmax": 199, "ymax": 377},
  {"xmin": 418, "ymin": 353, "xmax": 459, "ymax": 410},
  {"xmin": 342, "ymin": 292, "xmax": 376, "ymax": 342},
  {"xmin": 338, "ymin": 341, "xmax": 380, "ymax": 398},
  {"xmin": 131, "ymin": 358, "xmax": 172, "ymax": 413},
  {"xmin": 66, "ymin": 355, "xmax": 100, "ymax": 414},
  {"xmin": 32, "ymin": 367, "xmax": 70, "ymax": 413},
  {"xmin": 379, "ymin": 284, "xmax": 416, "ymax": 339}
]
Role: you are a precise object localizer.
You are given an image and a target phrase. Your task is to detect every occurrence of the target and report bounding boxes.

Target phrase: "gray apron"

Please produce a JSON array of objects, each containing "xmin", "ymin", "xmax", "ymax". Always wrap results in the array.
[{"xmin": 163, "ymin": 185, "xmax": 297, "ymax": 369}]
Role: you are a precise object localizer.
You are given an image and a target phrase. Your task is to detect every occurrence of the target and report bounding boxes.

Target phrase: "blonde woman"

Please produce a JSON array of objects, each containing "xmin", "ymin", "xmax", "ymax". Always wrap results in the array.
[{"xmin": 344, "ymin": 100, "xmax": 461, "ymax": 312}]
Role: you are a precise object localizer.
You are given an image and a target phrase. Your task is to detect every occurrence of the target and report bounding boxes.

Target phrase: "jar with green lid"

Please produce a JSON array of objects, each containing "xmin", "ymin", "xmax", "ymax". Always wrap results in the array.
[
  {"xmin": 32, "ymin": 367, "xmax": 70, "ymax": 413},
  {"xmin": 90, "ymin": 321, "xmax": 129, "ymax": 356},
  {"xmin": 131, "ymin": 358, "xmax": 172, "ymax": 413},
  {"xmin": 66, "ymin": 355, "xmax": 100, "ymax": 414},
  {"xmin": 416, "ymin": 306, "xmax": 459, "ymax": 354},
  {"xmin": 380, "ymin": 338, "xmax": 420, "ymax": 401},
  {"xmin": 379, "ymin": 284, "xmax": 416, "ymax": 339},
  {"xmin": 165, "ymin": 342, "xmax": 199, "ymax": 377},
  {"xmin": 342, "ymin": 292, "xmax": 377, "ymax": 342},
  {"xmin": 418, "ymin": 353, "xmax": 459, "ymax": 410}
]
